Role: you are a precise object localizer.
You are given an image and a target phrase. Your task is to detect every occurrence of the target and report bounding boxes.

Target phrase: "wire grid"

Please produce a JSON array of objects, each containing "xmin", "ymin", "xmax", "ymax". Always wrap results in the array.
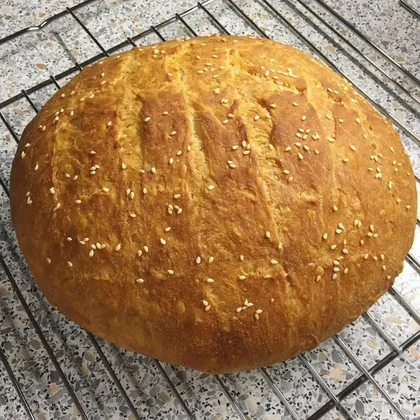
[{"xmin": 0, "ymin": 0, "xmax": 420, "ymax": 418}]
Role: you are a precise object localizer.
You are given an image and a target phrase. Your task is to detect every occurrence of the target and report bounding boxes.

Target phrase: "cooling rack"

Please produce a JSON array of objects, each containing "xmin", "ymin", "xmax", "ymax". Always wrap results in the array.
[{"xmin": 1, "ymin": 0, "xmax": 420, "ymax": 418}]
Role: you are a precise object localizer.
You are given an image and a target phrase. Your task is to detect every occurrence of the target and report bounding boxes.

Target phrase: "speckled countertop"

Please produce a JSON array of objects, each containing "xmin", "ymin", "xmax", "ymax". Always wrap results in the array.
[{"xmin": 1, "ymin": 0, "xmax": 420, "ymax": 419}]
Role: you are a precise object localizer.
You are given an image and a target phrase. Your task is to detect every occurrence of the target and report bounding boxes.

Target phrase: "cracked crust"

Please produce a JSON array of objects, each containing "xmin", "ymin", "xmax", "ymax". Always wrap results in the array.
[{"xmin": 10, "ymin": 35, "xmax": 417, "ymax": 373}]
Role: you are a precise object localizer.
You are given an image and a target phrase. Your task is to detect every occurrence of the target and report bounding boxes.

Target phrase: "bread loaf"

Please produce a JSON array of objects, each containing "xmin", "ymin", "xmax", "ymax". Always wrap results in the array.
[{"xmin": 10, "ymin": 35, "xmax": 416, "ymax": 373}]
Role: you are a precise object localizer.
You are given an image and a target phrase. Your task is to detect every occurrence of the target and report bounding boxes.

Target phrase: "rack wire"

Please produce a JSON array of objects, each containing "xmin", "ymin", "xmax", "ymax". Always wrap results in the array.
[{"xmin": 0, "ymin": 0, "xmax": 420, "ymax": 418}]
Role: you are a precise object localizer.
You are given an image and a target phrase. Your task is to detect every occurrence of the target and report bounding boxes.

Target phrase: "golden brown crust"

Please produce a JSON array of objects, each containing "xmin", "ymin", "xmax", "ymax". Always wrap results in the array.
[{"xmin": 10, "ymin": 35, "xmax": 417, "ymax": 373}]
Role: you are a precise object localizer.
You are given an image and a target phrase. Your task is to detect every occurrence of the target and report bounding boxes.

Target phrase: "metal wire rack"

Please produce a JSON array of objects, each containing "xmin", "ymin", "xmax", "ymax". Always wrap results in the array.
[{"xmin": 0, "ymin": 0, "xmax": 420, "ymax": 418}]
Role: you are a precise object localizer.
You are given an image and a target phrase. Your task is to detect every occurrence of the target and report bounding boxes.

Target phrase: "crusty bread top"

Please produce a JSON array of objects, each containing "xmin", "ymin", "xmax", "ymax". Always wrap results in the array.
[{"xmin": 10, "ymin": 35, "xmax": 416, "ymax": 373}]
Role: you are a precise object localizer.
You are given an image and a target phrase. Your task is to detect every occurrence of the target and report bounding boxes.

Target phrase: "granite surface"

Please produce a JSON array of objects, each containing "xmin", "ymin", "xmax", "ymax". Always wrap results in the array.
[{"xmin": 0, "ymin": 0, "xmax": 420, "ymax": 419}]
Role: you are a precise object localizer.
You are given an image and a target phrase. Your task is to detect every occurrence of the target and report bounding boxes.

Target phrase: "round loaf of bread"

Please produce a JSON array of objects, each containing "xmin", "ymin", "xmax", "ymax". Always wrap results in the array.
[{"xmin": 11, "ymin": 35, "xmax": 416, "ymax": 373}]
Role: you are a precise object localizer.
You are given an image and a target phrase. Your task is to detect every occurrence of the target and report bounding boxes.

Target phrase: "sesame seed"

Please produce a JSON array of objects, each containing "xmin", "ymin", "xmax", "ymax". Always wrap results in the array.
[
  {"xmin": 285, "ymin": 146, "xmax": 291, "ymax": 152},
  {"xmin": 160, "ymin": 238, "xmax": 166, "ymax": 245},
  {"xmin": 170, "ymin": 130, "xmax": 177, "ymax": 136},
  {"xmin": 144, "ymin": 246, "xmax": 149, "ymax": 253},
  {"xmin": 332, "ymin": 273, "xmax": 338, "ymax": 280},
  {"xmin": 143, "ymin": 187, "xmax": 147, "ymax": 194},
  {"xmin": 137, "ymin": 250, "xmax": 142, "ymax": 257},
  {"xmin": 102, "ymin": 187, "xmax": 110, "ymax": 192},
  {"xmin": 383, "ymin": 265, "xmax": 387, "ymax": 271},
  {"xmin": 107, "ymin": 121, "xmax": 112, "ymax": 127},
  {"xmin": 207, "ymin": 278, "xmax": 214, "ymax": 283},
  {"xmin": 214, "ymin": 88, "xmax": 220, "ymax": 94},
  {"xmin": 34, "ymin": 163, "xmax": 39, "ymax": 171},
  {"xmin": 407, "ymin": 205, "xmax": 411, "ymax": 210},
  {"xmin": 240, "ymin": 255, "xmax": 244, "ymax": 261},
  {"xmin": 162, "ymin": 111, "xmax": 169, "ymax": 115},
  {"xmin": 356, "ymin": 118, "xmax": 361, "ymax": 124},
  {"xmin": 236, "ymin": 307, "xmax": 242, "ymax": 313},
  {"xmin": 174, "ymin": 194, "xmax": 181, "ymax": 199},
  {"xmin": 331, "ymin": 244, "xmax": 337, "ymax": 250},
  {"xmin": 53, "ymin": 203, "xmax": 61, "ymax": 212},
  {"xmin": 254, "ymin": 115, "xmax": 260, "ymax": 121},
  {"xmin": 205, "ymin": 305, "xmax": 211, "ymax": 311},
  {"xmin": 298, "ymin": 153, "xmax": 304, "ymax": 160},
  {"xmin": 232, "ymin": 145, "xmax": 239, "ymax": 150},
  {"xmin": 129, "ymin": 212, "xmax": 136, "ymax": 218},
  {"xmin": 328, "ymin": 137, "xmax": 335, "ymax": 143},
  {"xmin": 151, "ymin": 167, "xmax": 157, "ymax": 174},
  {"xmin": 333, "ymin": 205, "xmax": 338, "ymax": 212},
  {"xmin": 208, "ymin": 185, "xmax": 215, "ymax": 190},
  {"xmin": 301, "ymin": 115, "xmax": 307, "ymax": 121},
  {"xmin": 270, "ymin": 103, "xmax": 276, "ymax": 108},
  {"xmin": 73, "ymin": 175, "xmax": 78, "ymax": 181},
  {"xmin": 350, "ymin": 145, "xmax": 356, "ymax": 151},
  {"xmin": 271, "ymin": 259, "xmax": 278, "ymax": 265},
  {"xmin": 292, "ymin": 102, "xmax": 298, "ymax": 107},
  {"xmin": 338, "ymin": 223, "xmax": 345, "ymax": 230},
  {"xmin": 46, "ymin": 257, "xmax": 51, "ymax": 264},
  {"xmin": 266, "ymin": 231, "xmax": 271, "ymax": 239},
  {"xmin": 67, "ymin": 261, "xmax": 73, "ymax": 267},
  {"xmin": 336, "ymin": 229, "xmax": 342, "ymax": 234},
  {"xmin": 21, "ymin": 151, "xmax": 26, "ymax": 159},
  {"xmin": 169, "ymin": 157, "xmax": 174, "ymax": 165},
  {"xmin": 238, "ymin": 275, "xmax": 246, "ymax": 280},
  {"xmin": 342, "ymin": 249, "xmax": 349, "ymax": 254},
  {"xmin": 390, "ymin": 146, "xmax": 395, "ymax": 153},
  {"xmin": 208, "ymin": 256, "xmax": 214, "ymax": 263},
  {"xmin": 255, "ymin": 313, "xmax": 260, "ymax": 320},
  {"xmin": 115, "ymin": 243, "xmax": 121, "ymax": 251},
  {"xmin": 322, "ymin": 233, "xmax": 328, "ymax": 240},
  {"xmin": 136, "ymin": 278, "xmax": 144, "ymax": 283},
  {"xmin": 144, "ymin": 117, "xmax": 151, "ymax": 122}
]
